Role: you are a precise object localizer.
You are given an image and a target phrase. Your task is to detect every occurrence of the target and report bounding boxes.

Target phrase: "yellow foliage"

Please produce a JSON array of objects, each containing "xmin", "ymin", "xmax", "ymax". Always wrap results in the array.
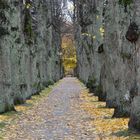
[
  {"xmin": 0, "ymin": 86, "xmax": 53, "ymax": 131},
  {"xmin": 26, "ymin": 3, "xmax": 31, "ymax": 9},
  {"xmin": 82, "ymin": 33, "xmax": 90, "ymax": 36},
  {"xmin": 96, "ymin": 15, "xmax": 99, "ymax": 19},
  {"xmin": 80, "ymin": 90, "xmax": 136, "ymax": 140},
  {"xmin": 81, "ymin": 32, "xmax": 97, "ymax": 40},
  {"xmin": 62, "ymin": 35, "xmax": 77, "ymax": 74},
  {"xmin": 99, "ymin": 27, "xmax": 105, "ymax": 33},
  {"xmin": 100, "ymin": 32, "xmax": 104, "ymax": 36},
  {"xmin": 93, "ymin": 35, "xmax": 96, "ymax": 39}
]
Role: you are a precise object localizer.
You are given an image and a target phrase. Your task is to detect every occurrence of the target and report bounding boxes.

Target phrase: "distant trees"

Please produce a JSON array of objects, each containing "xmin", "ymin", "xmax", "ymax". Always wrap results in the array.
[{"xmin": 62, "ymin": 28, "xmax": 77, "ymax": 75}]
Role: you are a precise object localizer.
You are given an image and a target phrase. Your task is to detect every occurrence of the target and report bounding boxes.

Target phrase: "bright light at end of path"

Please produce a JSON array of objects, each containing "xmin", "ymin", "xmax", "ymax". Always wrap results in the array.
[{"xmin": 67, "ymin": 1, "xmax": 74, "ymax": 12}]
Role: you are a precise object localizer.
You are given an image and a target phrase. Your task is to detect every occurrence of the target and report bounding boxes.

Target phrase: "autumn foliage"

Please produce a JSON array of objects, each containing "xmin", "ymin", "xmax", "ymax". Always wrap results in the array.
[{"xmin": 62, "ymin": 34, "xmax": 77, "ymax": 75}]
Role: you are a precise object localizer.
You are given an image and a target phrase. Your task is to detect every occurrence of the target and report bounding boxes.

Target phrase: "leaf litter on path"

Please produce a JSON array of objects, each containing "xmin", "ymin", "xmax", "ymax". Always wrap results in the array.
[{"xmin": 80, "ymin": 89, "xmax": 140, "ymax": 140}]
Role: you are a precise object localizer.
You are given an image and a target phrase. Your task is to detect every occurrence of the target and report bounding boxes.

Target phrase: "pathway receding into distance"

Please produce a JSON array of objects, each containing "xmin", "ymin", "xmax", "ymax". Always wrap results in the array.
[{"xmin": 4, "ymin": 77, "xmax": 96, "ymax": 140}]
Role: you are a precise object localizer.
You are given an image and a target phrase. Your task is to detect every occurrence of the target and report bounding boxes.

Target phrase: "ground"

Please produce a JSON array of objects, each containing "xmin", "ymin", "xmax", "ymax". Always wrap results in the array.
[{"xmin": 0, "ymin": 77, "xmax": 140, "ymax": 140}]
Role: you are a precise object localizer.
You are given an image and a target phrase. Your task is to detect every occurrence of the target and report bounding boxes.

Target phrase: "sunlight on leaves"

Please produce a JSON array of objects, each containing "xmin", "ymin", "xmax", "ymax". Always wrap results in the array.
[
  {"xmin": 62, "ymin": 35, "xmax": 77, "ymax": 75},
  {"xmin": 0, "ymin": 85, "xmax": 54, "ymax": 139},
  {"xmin": 80, "ymin": 89, "xmax": 131, "ymax": 140}
]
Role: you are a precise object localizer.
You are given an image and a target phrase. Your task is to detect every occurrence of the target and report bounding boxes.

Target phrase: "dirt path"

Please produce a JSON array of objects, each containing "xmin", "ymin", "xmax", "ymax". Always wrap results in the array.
[{"xmin": 3, "ymin": 77, "xmax": 96, "ymax": 140}]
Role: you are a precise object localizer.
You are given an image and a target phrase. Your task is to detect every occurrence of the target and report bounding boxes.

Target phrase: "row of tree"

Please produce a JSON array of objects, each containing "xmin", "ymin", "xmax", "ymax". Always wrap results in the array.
[
  {"xmin": 0, "ymin": 0, "xmax": 64, "ymax": 113},
  {"xmin": 73, "ymin": 0, "xmax": 140, "ymax": 132}
]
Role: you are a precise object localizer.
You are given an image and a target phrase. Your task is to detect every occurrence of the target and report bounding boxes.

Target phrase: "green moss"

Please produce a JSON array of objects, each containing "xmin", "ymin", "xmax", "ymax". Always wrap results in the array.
[
  {"xmin": 2, "ymin": 111, "xmax": 17, "ymax": 116},
  {"xmin": 88, "ymin": 44, "xmax": 93, "ymax": 49},
  {"xmin": 0, "ymin": 27, "xmax": 9, "ymax": 38},
  {"xmin": 4, "ymin": 104, "xmax": 16, "ymax": 113},
  {"xmin": 15, "ymin": 37, "xmax": 21, "ymax": 44},
  {"xmin": 14, "ymin": 96, "xmax": 25, "ymax": 105},
  {"xmin": 0, "ymin": 122, "xmax": 6, "ymax": 129},
  {"xmin": 0, "ymin": 11, "xmax": 7, "ymax": 23},
  {"xmin": 47, "ymin": 81, "xmax": 54, "ymax": 86},
  {"xmin": 0, "ymin": 0, "xmax": 9, "ymax": 9},
  {"xmin": 119, "ymin": 0, "xmax": 133, "ymax": 12},
  {"xmin": 24, "ymin": 9, "xmax": 34, "ymax": 44},
  {"xmin": 42, "ymin": 81, "xmax": 54, "ymax": 87},
  {"xmin": 96, "ymin": 84, "xmax": 103, "ymax": 94},
  {"xmin": 121, "ymin": 52, "xmax": 131, "ymax": 59},
  {"xmin": 33, "ymin": 82, "xmax": 39, "ymax": 88},
  {"xmin": 119, "ymin": 0, "xmax": 133, "ymax": 5},
  {"xmin": 86, "ymin": 75, "xmax": 97, "ymax": 92}
]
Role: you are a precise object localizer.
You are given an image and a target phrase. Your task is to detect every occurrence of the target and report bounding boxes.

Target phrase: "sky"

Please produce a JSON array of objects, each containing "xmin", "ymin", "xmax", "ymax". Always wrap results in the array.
[{"xmin": 62, "ymin": 0, "xmax": 74, "ymax": 22}]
